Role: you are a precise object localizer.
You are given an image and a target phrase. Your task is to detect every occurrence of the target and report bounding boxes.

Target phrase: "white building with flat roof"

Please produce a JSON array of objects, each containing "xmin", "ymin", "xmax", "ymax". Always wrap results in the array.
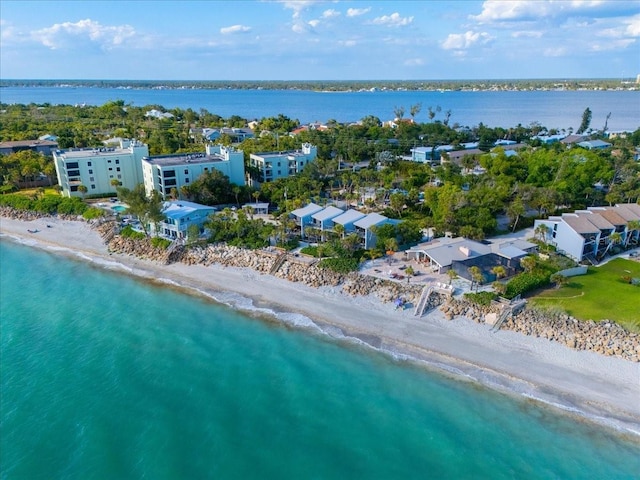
[
  {"xmin": 53, "ymin": 139, "xmax": 148, "ymax": 197},
  {"xmin": 249, "ymin": 143, "xmax": 317, "ymax": 185},
  {"xmin": 142, "ymin": 144, "xmax": 245, "ymax": 198}
]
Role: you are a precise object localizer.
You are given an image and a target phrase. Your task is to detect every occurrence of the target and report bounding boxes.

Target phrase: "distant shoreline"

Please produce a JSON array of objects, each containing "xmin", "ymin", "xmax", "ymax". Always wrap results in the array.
[{"xmin": 1, "ymin": 78, "xmax": 638, "ymax": 93}]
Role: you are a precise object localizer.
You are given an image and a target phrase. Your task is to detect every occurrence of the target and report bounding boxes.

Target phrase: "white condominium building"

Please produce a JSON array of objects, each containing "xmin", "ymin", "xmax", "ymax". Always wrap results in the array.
[
  {"xmin": 249, "ymin": 143, "xmax": 317, "ymax": 185},
  {"xmin": 53, "ymin": 139, "xmax": 149, "ymax": 197},
  {"xmin": 142, "ymin": 144, "xmax": 245, "ymax": 198}
]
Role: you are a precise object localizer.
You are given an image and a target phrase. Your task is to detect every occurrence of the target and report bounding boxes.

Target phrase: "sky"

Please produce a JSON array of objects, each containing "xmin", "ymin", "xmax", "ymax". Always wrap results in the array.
[{"xmin": 1, "ymin": 0, "xmax": 639, "ymax": 81}]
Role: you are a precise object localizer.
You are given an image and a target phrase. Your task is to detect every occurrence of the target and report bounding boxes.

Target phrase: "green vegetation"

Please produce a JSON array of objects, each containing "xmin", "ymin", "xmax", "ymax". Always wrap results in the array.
[
  {"xmin": 119, "ymin": 225, "xmax": 146, "ymax": 240},
  {"xmin": 463, "ymin": 291, "xmax": 497, "ymax": 306},
  {"xmin": 205, "ymin": 208, "xmax": 274, "ymax": 249},
  {"xmin": 530, "ymin": 258, "xmax": 640, "ymax": 332},
  {"xmin": 150, "ymin": 237, "xmax": 171, "ymax": 249},
  {"xmin": 317, "ymin": 257, "xmax": 360, "ymax": 273},
  {"xmin": 0, "ymin": 192, "xmax": 88, "ymax": 215}
]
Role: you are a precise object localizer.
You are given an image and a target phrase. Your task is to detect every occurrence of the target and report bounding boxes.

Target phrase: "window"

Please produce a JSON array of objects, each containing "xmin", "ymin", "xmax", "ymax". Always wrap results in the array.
[
  {"xmin": 91, "ymin": 185, "xmax": 95, "ymax": 189},
  {"xmin": 165, "ymin": 178, "xmax": 177, "ymax": 186},
  {"xmin": 163, "ymin": 170, "xmax": 176, "ymax": 178},
  {"xmin": 67, "ymin": 169, "xmax": 80, "ymax": 176},
  {"xmin": 66, "ymin": 162, "xmax": 79, "ymax": 169},
  {"xmin": 116, "ymin": 167, "xmax": 121, "ymax": 172},
  {"xmin": 184, "ymin": 169, "xmax": 188, "ymax": 174},
  {"xmin": 90, "ymin": 177, "xmax": 95, "ymax": 182},
  {"xmin": 117, "ymin": 175, "xmax": 122, "ymax": 179},
  {"xmin": 109, "ymin": 168, "xmax": 113, "ymax": 171},
  {"xmin": 88, "ymin": 169, "xmax": 93, "ymax": 174},
  {"xmin": 185, "ymin": 178, "xmax": 189, "ymax": 183},
  {"xmin": 70, "ymin": 185, "xmax": 78, "ymax": 192},
  {"xmin": 108, "ymin": 160, "xmax": 112, "ymax": 163},
  {"xmin": 115, "ymin": 159, "xmax": 120, "ymax": 164},
  {"xmin": 87, "ymin": 161, "xmax": 92, "ymax": 167}
]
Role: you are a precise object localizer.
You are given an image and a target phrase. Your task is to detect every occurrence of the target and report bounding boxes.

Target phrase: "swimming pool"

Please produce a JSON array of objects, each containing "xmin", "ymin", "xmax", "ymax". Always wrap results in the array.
[{"xmin": 112, "ymin": 205, "xmax": 128, "ymax": 213}]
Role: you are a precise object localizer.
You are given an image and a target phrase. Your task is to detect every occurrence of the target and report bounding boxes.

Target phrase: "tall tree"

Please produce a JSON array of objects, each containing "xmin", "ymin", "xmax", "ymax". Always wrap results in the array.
[{"xmin": 577, "ymin": 107, "xmax": 592, "ymax": 134}]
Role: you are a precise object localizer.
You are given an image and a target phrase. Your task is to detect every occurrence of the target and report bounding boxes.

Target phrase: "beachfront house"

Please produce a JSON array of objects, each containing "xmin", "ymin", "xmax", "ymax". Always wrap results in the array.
[
  {"xmin": 53, "ymin": 139, "xmax": 149, "ymax": 197},
  {"xmin": 331, "ymin": 209, "xmax": 366, "ymax": 236},
  {"xmin": 311, "ymin": 206, "xmax": 344, "ymax": 240},
  {"xmin": 290, "ymin": 203, "xmax": 324, "ymax": 239},
  {"xmin": 158, "ymin": 200, "xmax": 216, "ymax": 240},
  {"xmin": 249, "ymin": 143, "xmax": 317, "ymax": 186},
  {"xmin": 353, "ymin": 212, "xmax": 394, "ymax": 250},
  {"xmin": 406, "ymin": 236, "xmax": 534, "ymax": 281},
  {"xmin": 534, "ymin": 204, "xmax": 640, "ymax": 262},
  {"xmin": 142, "ymin": 144, "xmax": 245, "ymax": 199}
]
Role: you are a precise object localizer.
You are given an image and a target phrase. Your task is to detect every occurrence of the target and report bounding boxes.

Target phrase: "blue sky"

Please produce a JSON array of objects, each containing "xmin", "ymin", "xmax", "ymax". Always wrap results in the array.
[{"xmin": 1, "ymin": 0, "xmax": 639, "ymax": 80}]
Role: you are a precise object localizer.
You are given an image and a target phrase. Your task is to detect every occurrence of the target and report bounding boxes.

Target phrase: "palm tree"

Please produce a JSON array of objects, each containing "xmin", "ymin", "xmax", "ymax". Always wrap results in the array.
[
  {"xmin": 491, "ymin": 265, "xmax": 507, "ymax": 281},
  {"xmin": 535, "ymin": 223, "xmax": 550, "ymax": 243},
  {"xmin": 77, "ymin": 184, "xmax": 88, "ymax": 199},
  {"xmin": 520, "ymin": 256, "xmax": 536, "ymax": 273},
  {"xmin": 447, "ymin": 269, "xmax": 458, "ymax": 285},
  {"xmin": 603, "ymin": 231, "xmax": 623, "ymax": 257},
  {"xmin": 550, "ymin": 272, "xmax": 568, "ymax": 289},
  {"xmin": 625, "ymin": 220, "xmax": 640, "ymax": 247},
  {"xmin": 468, "ymin": 266, "xmax": 483, "ymax": 292}
]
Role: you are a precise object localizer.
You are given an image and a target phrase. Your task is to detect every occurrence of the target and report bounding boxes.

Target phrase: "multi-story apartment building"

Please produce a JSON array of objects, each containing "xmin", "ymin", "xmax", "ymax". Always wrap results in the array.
[
  {"xmin": 249, "ymin": 143, "xmax": 317, "ymax": 185},
  {"xmin": 53, "ymin": 139, "xmax": 149, "ymax": 197},
  {"xmin": 141, "ymin": 144, "xmax": 245, "ymax": 198},
  {"xmin": 534, "ymin": 204, "xmax": 640, "ymax": 262}
]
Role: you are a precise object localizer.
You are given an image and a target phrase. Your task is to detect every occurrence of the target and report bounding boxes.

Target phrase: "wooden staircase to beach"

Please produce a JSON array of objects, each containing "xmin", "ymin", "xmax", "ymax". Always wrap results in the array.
[
  {"xmin": 269, "ymin": 252, "xmax": 288, "ymax": 275},
  {"xmin": 491, "ymin": 298, "xmax": 527, "ymax": 332},
  {"xmin": 414, "ymin": 282, "xmax": 454, "ymax": 317},
  {"xmin": 414, "ymin": 285, "xmax": 434, "ymax": 317}
]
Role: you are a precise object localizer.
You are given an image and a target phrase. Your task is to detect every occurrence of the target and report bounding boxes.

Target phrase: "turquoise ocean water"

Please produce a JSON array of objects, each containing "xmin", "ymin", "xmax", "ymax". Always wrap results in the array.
[{"xmin": 1, "ymin": 239, "xmax": 639, "ymax": 479}]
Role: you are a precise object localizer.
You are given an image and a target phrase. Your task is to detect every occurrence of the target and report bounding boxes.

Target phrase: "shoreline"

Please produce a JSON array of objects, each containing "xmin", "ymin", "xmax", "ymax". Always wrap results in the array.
[{"xmin": 1, "ymin": 214, "xmax": 639, "ymax": 438}]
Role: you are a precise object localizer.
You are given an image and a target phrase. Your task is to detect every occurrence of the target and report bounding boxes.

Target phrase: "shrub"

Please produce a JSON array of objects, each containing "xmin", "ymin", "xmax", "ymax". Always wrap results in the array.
[
  {"xmin": 151, "ymin": 237, "xmax": 171, "ymax": 249},
  {"xmin": 0, "ymin": 193, "xmax": 34, "ymax": 210},
  {"xmin": 464, "ymin": 291, "xmax": 497, "ymax": 306},
  {"xmin": 504, "ymin": 271, "xmax": 550, "ymax": 299},
  {"xmin": 318, "ymin": 257, "xmax": 359, "ymax": 273},
  {"xmin": 300, "ymin": 245, "xmax": 321, "ymax": 257},
  {"xmin": 120, "ymin": 225, "xmax": 146, "ymax": 240},
  {"xmin": 82, "ymin": 207, "xmax": 106, "ymax": 220}
]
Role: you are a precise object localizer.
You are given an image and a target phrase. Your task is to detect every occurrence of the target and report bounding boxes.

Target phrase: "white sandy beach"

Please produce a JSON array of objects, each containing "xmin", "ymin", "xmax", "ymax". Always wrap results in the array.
[{"xmin": 1, "ymin": 215, "xmax": 639, "ymax": 436}]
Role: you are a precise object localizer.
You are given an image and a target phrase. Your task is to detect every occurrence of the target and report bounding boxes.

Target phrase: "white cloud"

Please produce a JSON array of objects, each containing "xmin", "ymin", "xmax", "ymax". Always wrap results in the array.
[
  {"xmin": 220, "ymin": 24, "xmax": 251, "ymax": 35},
  {"xmin": 292, "ymin": 23, "xmax": 306, "ymax": 33},
  {"xmin": 308, "ymin": 19, "xmax": 320, "ymax": 28},
  {"xmin": 625, "ymin": 14, "xmax": 640, "ymax": 36},
  {"xmin": 589, "ymin": 38, "xmax": 635, "ymax": 51},
  {"xmin": 371, "ymin": 12, "xmax": 414, "ymax": 27},
  {"xmin": 511, "ymin": 30, "xmax": 543, "ymax": 38},
  {"xmin": 339, "ymin": 39, "xmax": 357, "ymax": 47},
  {"xmin": 32, "ymin": 19, "xmax": 135, "ymax": 50},
  {"xmin": 543, "ymin": 46, "xmax": 568, "ymax": 57},
  {"xmin": 441, "ymin": 31, "xmax": 493, "ymax": 50},
  {"xmin": 322, "ymin": 9, "xmax": 340, "ymax": 19},
  {"xmin": 346, "ymin": 8, "xmax": 371, "ymax": 17},
  {"xmin": 278, "ymin": 0, "xmax": 325, "ymax": 19},
  {"xmin": 471, "ymin": 0, "xmax": 622, "ymax": 24},
  {"xmin": 404, "ymin": 58, "xmax": 424, "ymax": 66}
]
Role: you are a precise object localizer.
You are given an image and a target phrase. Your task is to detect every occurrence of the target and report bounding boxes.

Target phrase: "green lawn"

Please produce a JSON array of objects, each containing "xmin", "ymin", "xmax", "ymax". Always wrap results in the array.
[{"xmin": 530, "ymin": 258, "xmax": 640, "ymax": 332}]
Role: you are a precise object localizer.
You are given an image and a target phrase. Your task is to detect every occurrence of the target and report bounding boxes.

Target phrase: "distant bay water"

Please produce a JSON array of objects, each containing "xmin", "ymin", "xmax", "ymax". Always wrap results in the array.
[
  {"xmin": 2, "ymin": 240, "xmax": 640, "ymax": 479},
  {"xmin": 1, "ymin": 86, "xmax": 639, "ymax": 131}
]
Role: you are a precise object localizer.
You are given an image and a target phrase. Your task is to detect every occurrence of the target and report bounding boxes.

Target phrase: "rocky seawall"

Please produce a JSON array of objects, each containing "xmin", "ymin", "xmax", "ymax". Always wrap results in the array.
[{"xmin": 2, "ymin": 210, "xmax": 637, "ymax": 362}]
